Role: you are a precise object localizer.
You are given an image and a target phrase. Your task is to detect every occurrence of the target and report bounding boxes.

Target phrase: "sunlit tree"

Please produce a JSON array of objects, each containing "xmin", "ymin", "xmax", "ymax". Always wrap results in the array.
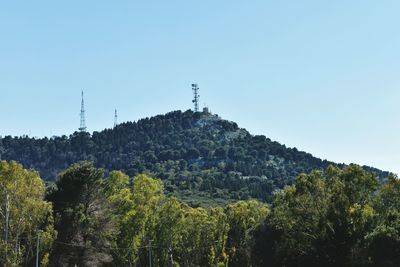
[{"xmin": 0, "ymin": 160, "xmax": 56, "ymax": 266}]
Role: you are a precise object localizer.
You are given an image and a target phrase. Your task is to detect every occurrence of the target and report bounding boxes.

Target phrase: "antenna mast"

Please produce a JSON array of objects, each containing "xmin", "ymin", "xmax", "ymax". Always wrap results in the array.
[
  {"xmin": 79, "ymin": 91, "xmax": 87, "ymax": 132},
  {"xmin": 192, "ymin": 84, "xmax": 200, "ymax": 112},
  {"xmin": 114, "ymin": 109, "xmax": 118, "ymax": 128}
]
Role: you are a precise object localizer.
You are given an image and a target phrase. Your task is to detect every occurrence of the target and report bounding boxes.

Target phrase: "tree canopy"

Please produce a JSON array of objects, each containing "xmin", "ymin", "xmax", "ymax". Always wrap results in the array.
[
  {"xmin": 250, "ymin": 165, "xmax": 400, "ymax": 267},
  {"xmin": 0, "ymin": 161, "xmax": 399, "ymax": 266},
  {"xmin": 0, "ymin": 160, "xmax": 56, "ymax": 266},
  {"xmin": 0, "ymin": 110, "xmax": 389, "ymax": 205}
]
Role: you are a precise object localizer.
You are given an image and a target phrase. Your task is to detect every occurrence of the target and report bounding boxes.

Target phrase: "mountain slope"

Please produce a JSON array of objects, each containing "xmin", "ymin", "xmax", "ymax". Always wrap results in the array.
[{"xmin": 0, "ymin": 110, "xmax": 389, "ymax": 204}]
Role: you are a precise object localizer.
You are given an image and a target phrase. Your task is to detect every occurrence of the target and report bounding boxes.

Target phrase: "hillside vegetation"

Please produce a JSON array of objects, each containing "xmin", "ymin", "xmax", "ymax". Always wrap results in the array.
[
  {"xmin": 0, "ymin": 110, "xmax": 389, "ymax": 204},
  {"xmin": 1, "ymin": 161, "xmax": 399, "ymax": 266}
]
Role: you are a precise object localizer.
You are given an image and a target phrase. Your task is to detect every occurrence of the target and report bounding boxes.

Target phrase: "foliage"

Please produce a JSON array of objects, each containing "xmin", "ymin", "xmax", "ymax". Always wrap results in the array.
[
  {"xmin": 367, "ymin": 175, "xmax": 400, "ymax": 267},
  {"xmin": 0, "ymin": 160, "xmax": 56, "ymax": 266},
  {"xmin": 225, "ymin": 200, "xmax": 268, "ymax": 267},
  {"xmin": 105, "ymin": 172, "xmax": 232, "ymax": 267},
  {"xmin": 1, "ymin": 160, "xmax": 399, "ymax": 266},
  {"xmin": 47, "ymin": 161, "xmax": 114, "ymax": 267},
  {"xmin": 0, "ymin": 110, "xmax": 389, "ymax": 205},
  {"xmin": 250, "ymin": 165, "xmax": 399, "ymax": 267}
]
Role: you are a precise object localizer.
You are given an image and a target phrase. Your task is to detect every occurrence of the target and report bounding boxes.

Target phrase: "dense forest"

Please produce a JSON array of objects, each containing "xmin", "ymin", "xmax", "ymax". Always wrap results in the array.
[
  {"xmin": 0, "ymin": 110, "xmax": 389, "ymax": 205},
  {"xmin": 0, "ymin": 160, "xmax": 399, "ymax": 266}
]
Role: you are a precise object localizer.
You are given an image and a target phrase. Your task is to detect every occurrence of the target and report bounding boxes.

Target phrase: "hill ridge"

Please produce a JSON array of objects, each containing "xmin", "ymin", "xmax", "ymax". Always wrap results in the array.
[{"xmin": 0, "ymin": 109, "xmax": 389, "ymax": 204}]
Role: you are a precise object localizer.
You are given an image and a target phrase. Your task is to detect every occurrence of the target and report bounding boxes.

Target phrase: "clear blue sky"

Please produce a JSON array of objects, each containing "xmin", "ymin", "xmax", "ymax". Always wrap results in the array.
[{"xmin": 1, "ymin": 1, "xmax": 399, "ymax": 174}]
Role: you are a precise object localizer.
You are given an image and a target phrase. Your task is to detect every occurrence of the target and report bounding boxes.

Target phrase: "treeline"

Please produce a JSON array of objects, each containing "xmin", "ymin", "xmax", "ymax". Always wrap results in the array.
[
  {"xmin": 0, "ymin": 110, "xmax": 389, "ymax": 204},
  {"xmin": 0, "ymin": 160, "xmax": 399, "ymax": 266}
]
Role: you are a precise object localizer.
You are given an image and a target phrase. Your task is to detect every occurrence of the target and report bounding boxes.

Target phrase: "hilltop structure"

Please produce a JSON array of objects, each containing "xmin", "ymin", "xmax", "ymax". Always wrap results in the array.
[
  {"xmin": 192, "ymin": 84, "xmax": 200, "ymax": 112},
  {"xmin": 79, "ymin": 91, "xmax": 87, "ymax": 132},
  {"xmin": 114, "ymin": 109, "xmax": 118, "ymax": 128}
]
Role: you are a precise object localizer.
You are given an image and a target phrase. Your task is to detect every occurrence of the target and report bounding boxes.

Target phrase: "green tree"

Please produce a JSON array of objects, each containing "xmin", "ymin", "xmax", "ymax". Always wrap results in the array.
[
  {"xmin": 153, "ymin": 197, "xmax": 185, "ymax": 267},
  {"xmin": 105, "ymin": 172, "xmax": 231, "ymax": 267},
  {"xmin": 367, "ymin": 175, "xmax": 400, "ymax": 267},
  {"xmin": 104, "ymin": 170, "xmax": 134, "ymax": 265},
  {"xmin": 178, "ymin": 207, "xmax": 218, "ymax": 266},
  {"xmin": 48, "ymin": 161, "xmax": 114, "ymax": 267},
  {"xmin": 252, "ymin": 165, "xmax": 378, "ymax": 267},
  {"xmin": 209, "ymin": 207, "xmax": 230, "ymax": 266},
  {"xmin": 225, "ymin": 200, "xmax": 268, "ymax": 267},
  {"xmin": 0, "ymin": 160, "xmax": 56, "ymax": 266},
  {"xmin": 108, "ymin": 173, "xmax": 164, "ymax": 266}
]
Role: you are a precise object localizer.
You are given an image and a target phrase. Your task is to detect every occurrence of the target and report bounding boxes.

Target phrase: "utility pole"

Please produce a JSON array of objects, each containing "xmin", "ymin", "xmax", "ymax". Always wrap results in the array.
[
  {"xmin": 36, "ymin": 230, "xmax": 43, "ymax": 267},
  {"xmin": 5, "ymin": 192, "xmax": 9, "ymax": 263},
  {"xmin": 128, "ymin": 250, "xmax": 132, "ymax": 267},
  {"xmin": 169, "ymin": 246, "xmax": 174, "ymax": 267},
  {"xmin": 148, "ymin": 240, "xmax": 153, "ymax": 267}
]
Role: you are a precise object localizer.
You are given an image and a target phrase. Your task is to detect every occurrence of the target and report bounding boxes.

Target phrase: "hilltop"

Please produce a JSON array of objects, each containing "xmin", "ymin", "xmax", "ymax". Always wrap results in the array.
[{"xmin": 0, "ymin": 110, "xmax": 389, "ymax": 205}]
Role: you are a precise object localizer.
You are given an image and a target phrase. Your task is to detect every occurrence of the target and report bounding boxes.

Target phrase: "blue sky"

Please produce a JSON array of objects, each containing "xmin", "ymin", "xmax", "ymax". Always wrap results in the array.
[{"xmin": 1, "ymin": 1, "xmax": 399, "ymax": 174}]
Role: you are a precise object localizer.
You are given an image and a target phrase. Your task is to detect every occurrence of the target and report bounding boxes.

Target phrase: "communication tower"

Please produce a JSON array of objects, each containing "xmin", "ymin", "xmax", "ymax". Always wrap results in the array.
[
  {"xmin": 114, "ymin": 109, "xmax": 118, "ymax": 128},
  {"xmin": 192, "ymin": 84, "xmax": 200, "ymax": 112},
  {"xmin": 79, "ymin": 91, "xmax": 87, "ymax": 132}
]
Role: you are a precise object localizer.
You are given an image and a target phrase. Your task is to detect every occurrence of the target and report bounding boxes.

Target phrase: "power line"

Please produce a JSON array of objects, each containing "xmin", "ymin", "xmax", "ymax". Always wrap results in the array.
[{"xmin": 52, "ymin": 239, "xmax": 237, "ymax": 252}]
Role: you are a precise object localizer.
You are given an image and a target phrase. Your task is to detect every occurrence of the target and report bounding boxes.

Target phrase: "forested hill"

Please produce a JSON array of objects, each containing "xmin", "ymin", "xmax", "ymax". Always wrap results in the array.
[{"xmin": 0, "ymin": 110, "xmax": 389, "ymax": 204}]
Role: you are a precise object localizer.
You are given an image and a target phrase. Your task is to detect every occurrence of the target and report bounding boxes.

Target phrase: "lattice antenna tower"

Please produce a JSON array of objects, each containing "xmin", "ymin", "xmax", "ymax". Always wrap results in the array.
[
  {"xmin": 192, "ymin": 83, "xmax": 200, "ymax": 112},
  {"xmin": 114, "ymin": 109, "xmax": 118, "ymax": 128},
  {"xmin": 79, "ymin": 90, "xmax": 87, "ymax": 132}
]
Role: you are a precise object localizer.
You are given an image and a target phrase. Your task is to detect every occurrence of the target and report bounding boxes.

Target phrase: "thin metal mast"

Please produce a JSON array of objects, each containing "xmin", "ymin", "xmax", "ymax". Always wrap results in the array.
[
  {"xmin": 36, "ymin": 230, "xmax": 42, "ymax": 267},
  {"xmin": 192, "ymin": 84, "xmax": 200, "ymax": 112},
  {"xmin": 114, "ymin": 109, "xmax": 118, "ymax": 128},
  {"xmin": 79, "ymin": 91, "xmax": 87, "ymax": 132}
]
